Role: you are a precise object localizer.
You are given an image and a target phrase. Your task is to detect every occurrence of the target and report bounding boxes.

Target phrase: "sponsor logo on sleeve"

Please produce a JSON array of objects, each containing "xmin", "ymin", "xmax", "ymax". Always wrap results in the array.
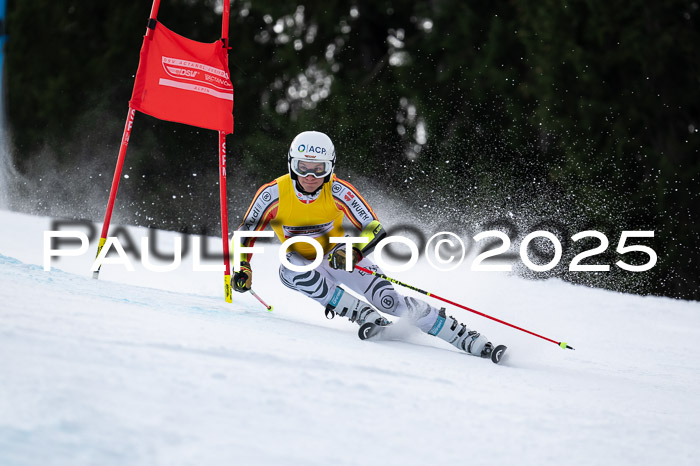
[{"xmin": 349, "ymin": 199, "xmax": 371, "ymax": 221}]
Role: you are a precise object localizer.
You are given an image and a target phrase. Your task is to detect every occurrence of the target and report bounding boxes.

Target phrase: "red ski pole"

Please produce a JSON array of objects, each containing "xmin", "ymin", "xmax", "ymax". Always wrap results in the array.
[
  {"xmin": 354, "ymin": 265, "xmax": 574, "ymax": 350},
  {"xmin": 250, "ymin": 289, "xmax": 273, "ymax": 312}
]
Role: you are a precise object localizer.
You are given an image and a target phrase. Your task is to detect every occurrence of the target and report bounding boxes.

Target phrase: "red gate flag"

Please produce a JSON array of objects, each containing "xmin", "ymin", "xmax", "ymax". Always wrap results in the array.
[
  {"xmin": 96, "ymin": 1, "xmax": 235, "ymax": 303},
  {"xmin": 129, "ymin": 21, "xmax": 234, "ymax": 134}
]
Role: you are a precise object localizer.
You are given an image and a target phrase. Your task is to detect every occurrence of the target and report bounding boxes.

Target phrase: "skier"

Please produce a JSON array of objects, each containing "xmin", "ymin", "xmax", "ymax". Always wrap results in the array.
[{"xmin": 233, "ymin": 131, "xmax": 495, "ymax": 359}]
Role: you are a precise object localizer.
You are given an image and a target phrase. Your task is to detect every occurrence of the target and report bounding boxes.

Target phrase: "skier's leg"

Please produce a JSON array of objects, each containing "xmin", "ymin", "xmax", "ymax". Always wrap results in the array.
[
  {"xmin": 425, "ymin": 306, "xmax": 493, "ymax": 357},
  {"xmin": 338, "ymin": 260, "xmax": 491, "ymax": 357},
  {"xmin": 278, "ymin": 251, "xmax": 336, "ymax": 304},
  {"xmin": 278, "ymin": 251, "xmax": 387, "ymax": 326}
]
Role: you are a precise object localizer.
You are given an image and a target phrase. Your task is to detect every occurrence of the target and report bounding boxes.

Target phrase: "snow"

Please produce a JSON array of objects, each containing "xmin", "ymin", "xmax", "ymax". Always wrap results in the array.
[{"xmin": 1, "ymin": 209, "xmax": 699, "ymax": 465}]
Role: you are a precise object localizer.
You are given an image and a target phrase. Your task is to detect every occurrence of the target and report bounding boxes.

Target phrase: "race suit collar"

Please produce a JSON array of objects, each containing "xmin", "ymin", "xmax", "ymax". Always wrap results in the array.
[{"xmin": 293, "ymin": 179, "xmax": 323, "ymax": 201}]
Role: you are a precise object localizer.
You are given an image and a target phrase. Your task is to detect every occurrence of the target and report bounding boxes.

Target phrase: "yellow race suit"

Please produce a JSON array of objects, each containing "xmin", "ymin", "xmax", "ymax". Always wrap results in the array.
[{"xmin": 236, "ymin": 173, "xmax": 382, "ymax": 262}]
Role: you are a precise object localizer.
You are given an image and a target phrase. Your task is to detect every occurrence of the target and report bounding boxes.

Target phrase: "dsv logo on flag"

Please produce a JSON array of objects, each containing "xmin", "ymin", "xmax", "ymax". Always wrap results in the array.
[{"xmin": 160, "ymin": 56, "xmax": 232, "ymax": 101}]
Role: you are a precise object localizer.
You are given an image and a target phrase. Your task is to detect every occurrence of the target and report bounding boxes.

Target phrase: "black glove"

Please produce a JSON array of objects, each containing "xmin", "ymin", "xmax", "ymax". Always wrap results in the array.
[
  {"xmin": 233, "ymin": 261, "xmax": 252, "ymax": 292},
  {"xmin": 328, "ymin": 245, "xmax": 363, "ymax": 270}
]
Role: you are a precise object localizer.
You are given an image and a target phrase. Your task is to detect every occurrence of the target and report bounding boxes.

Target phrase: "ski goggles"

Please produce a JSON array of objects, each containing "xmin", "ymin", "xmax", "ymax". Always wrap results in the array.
[{"xmin": 290, "ymin": 159, "xmax": 333, "ymax": 178}]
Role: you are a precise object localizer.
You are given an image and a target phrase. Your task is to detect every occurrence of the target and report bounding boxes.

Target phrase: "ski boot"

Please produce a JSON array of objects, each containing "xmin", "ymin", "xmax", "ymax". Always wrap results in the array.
[
  {"xmin": 325, "ymin": 286, "xmax": 390, "ymax": 326},
  {"xmin": 429, "ymin": 308, "xmax": 489, "ymax": 357}
]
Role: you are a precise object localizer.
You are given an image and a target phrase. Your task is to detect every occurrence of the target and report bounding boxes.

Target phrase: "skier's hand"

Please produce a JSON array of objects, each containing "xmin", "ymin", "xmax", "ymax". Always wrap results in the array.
[
  {"xmin": 233, "ymin": 261, "xmax": 252, "ymax": 292},
  {"xmin": 328, "ymin": 245, "xmax": 363, "ymax": 271}
]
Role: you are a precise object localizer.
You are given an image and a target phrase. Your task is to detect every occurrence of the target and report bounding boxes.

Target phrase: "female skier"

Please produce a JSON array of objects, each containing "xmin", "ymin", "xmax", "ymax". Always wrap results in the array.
[{"xmin": 233, "ymin": 131, "xmax": 495, "ymax": 359}]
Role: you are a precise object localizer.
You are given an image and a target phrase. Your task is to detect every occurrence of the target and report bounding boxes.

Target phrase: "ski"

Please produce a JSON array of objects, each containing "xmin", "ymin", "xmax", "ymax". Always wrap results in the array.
[
  {"xmin": 490, "ymin": 344, "xmax": 507, "ymax": 364},
  {"xmin": 358, "ymin": 321, "xmax": 391, "ymax": 340},
  {"xmin": 360, "ymin": 322, "xmax": 508, "ymax": 364},
  {"xmin": 358, "ymin": 321, "xmax": 408, "ymax": 341}
]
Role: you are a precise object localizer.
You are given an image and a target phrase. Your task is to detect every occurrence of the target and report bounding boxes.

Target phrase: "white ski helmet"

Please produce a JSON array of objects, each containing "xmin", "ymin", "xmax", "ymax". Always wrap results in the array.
[{"xmin": 288, "ymin": 131, "xmax": 336, "ymax": 183}]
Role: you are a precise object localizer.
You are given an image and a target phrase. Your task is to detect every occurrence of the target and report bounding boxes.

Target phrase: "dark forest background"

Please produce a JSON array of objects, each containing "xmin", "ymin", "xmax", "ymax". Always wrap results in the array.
[{"xmin": 3, "ymin": 1, "xmax": 699, "ymax": 300}]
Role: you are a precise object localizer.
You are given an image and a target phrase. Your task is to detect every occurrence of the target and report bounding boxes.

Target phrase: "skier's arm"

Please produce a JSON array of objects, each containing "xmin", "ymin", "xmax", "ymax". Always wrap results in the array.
[
  {"xmin": 332, "ymin": 178, "xmax": 379, "ymax": 231},
  {"xmin": 235, "ymin": 181, "xmax": 278, "ymax": 257},
  {"xmin": 233, "ymin": 181, "xmax": 278, "ymax": 292},
  {"xmin": 330, "ymin": 179, "xmax": 386, "ymax": 269}
]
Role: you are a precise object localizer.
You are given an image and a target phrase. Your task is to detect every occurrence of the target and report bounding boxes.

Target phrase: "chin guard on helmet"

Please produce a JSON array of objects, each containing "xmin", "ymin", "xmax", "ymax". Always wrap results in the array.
[{"xmin": 287, "ymin": 131, "xmax": 336, "ymax": 183}]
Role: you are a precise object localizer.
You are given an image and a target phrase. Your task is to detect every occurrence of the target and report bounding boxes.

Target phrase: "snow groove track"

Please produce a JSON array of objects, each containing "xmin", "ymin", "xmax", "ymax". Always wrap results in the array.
[{"xmin": 1, "ymin": 211, "xmax": 699, "ymax": 465}]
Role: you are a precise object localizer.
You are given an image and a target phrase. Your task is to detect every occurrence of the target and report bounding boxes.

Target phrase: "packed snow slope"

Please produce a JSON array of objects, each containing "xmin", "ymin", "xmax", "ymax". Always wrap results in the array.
[{"xmin": 1, "ymin": 209, "xmax": 699, "ymax": 466}]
